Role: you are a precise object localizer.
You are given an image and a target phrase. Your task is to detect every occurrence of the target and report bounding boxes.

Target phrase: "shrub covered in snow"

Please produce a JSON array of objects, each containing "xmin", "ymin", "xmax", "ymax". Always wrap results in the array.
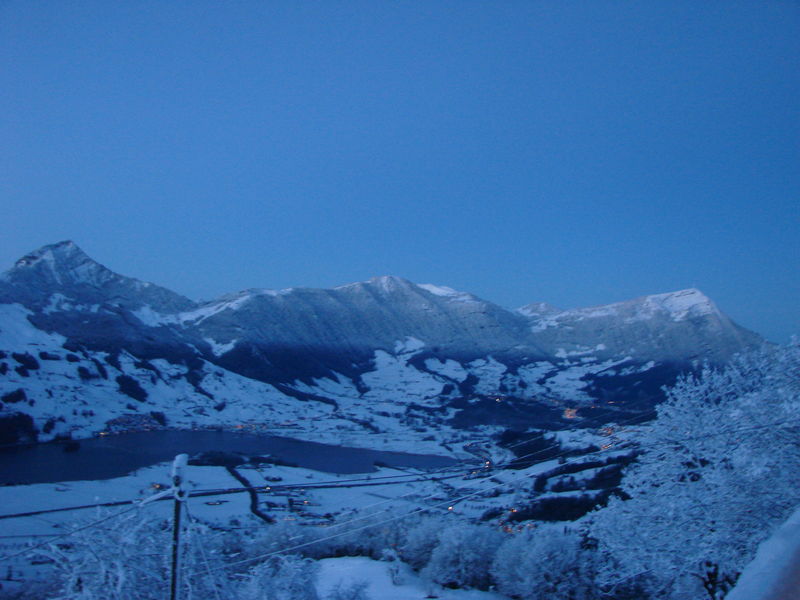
[
  {"xmin": 420, "ymin": 522, "xmax": 503, "ymax": 590},
  {"xmin": 238, "ymin": 556, "xmax": 319, "ymax": 600},
  {"xmin": 33, "ymin": 512, "xmax": 184, "ymax": 600},
  {"xmin": 491, "ymin": 525, "xmax": 598, "ymax": 600},
  {"xmin": 398, "ymin": 514, "xmax": 450, "ymax": 570},
  {"xmin": 305, "ymin": 514, "xmax": 409, "ymax": 561},
  {"xmin": 20, "ymin": 513, "xmax": 324, "ymax": 600},
  {"xmin": 325, "ymin": 579, "xmax": 370, "ymax": 600}
]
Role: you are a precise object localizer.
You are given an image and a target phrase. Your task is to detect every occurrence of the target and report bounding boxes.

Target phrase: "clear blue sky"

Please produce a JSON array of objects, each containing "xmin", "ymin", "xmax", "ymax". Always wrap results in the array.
[{"xmin": 1, "ymin": 1, "xmax": 798, "ymax": 342}]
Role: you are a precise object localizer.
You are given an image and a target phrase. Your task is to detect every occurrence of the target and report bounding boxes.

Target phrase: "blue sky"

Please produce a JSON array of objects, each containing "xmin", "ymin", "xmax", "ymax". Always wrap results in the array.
[{"xmin": 1, "ymin": 1, "xmax": 798, "ymax": 342}]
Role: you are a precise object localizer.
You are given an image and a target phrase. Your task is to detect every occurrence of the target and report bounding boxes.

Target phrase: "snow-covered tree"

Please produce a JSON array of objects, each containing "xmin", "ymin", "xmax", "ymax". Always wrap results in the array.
[
  {"xmin": 307, "ymin": 513, "xmax": 408, "ymax": 561},
  {"xmin": 234, "ymin": 520, "xmax": 320, "ymax": 563},
  {"xmin": 589, "ymin": 342, "xmax": 800, "ymax": 599},
  {"xmin": 34, "ymin": 511, "xmax": 225, "ymax": 600},
  {"xmin": 238, "ymin": 556, "xmax": 319, "ymax": 600},
  {"xmin": 27, "ymin": 510, "xmax": 325, "ymax": 600},
  {"xmin": 325, "ymin": 580, "xmax": 370, "ymax": 600},
  {"xmin": 491, "ymin": 525, "xmax": 598, "ymax": 600},
  {"xmin": 420, "ymin": 522, "xmax": 503, "ymax": 590},
  {"xmin": 398, "ymin": 514, "xmax": 449, "ymax": 570}
]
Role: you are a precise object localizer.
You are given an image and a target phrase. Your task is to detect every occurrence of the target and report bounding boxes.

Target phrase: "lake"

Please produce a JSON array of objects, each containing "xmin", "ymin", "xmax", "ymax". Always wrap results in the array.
[{"xmin": 0, "ymin": 430, "xmax": 457, "ymax": 485}]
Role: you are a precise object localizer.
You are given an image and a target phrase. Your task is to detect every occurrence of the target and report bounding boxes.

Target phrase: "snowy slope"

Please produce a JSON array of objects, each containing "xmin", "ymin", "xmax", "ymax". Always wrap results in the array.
[{"xmin": 0, "ymin": 303, "xmax": 336, "ymax": 442}]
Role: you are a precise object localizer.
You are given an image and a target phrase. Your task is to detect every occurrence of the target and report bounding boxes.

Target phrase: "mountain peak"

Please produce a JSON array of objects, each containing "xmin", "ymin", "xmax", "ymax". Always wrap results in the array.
[
  {"xmin": 8, "ymin": 240, "xmax": 111, "ymax": 288},
  {"xmin": 335, "ymin": 275, "xmax": 415, "ymax": 293},
  {"xmin": 3, "ymin": 241, "xmax": 195, "ymax": 313},
  {"xmin": 341, "ymin": 277, "xmax": 483, "ymax": 303},
  {"xmin": 636, "ymin": 288, "xmax": 720, "ymax": 321},
  {"xmin": 368, "ymin": 275, "xmax": 412, "ymax": 288},
  {"xmin": 14, "ymin": 240, "xmax": 88, "ymax": 269},
  {"xmin": 550, "ymin": 288, "xmax": 721, "ymax": 324},
  {"xmin": 516, "ymin": 301, "xmax": 562, "ymax": 318}
]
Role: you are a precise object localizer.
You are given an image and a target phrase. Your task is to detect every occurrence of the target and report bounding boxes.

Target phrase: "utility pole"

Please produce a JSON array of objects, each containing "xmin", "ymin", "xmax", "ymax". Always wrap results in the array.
[{"xmin": 169, "ymin": 454, "xmax": 189, "ymax": 600}]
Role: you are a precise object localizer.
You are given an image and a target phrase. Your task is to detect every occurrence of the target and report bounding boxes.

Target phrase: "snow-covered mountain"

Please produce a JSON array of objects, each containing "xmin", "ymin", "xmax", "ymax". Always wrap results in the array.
[
  {"xmin": 518, "ymin": 288, "xmax": 758, "ymax": 363},
  {"xmin": 1, "ymin": 240, "xmax": 194, "ymax": 314},
  {"xmin": 0, "ymin": 241, "xmax": 763, "ymax": 448}
]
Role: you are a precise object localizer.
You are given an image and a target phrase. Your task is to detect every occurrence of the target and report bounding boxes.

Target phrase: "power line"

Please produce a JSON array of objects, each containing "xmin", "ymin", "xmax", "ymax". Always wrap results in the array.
[
  {"xmin": 0, "ymin": 498, "xmax": 152, "ymax": 521},
  {"xmin": 0, "ymin": 503, "xmax": 143, "ymax": 563},
  {"xmin": 0, "ymin": 482, "xmax": 183, "ymax": 562},
  {"xmin": 190, "ymin": 443, "xmax": 621, "ymax": 575},
  {"xmin": 4, "ymin": 415, "xmax": 791, "ymax": 582},
  {"xmin": 0, "ymin": 398, "xmax": 653, "ymax": 531},
  {"xmin": 188, "ymin": 416, "xmax": 800, "ymax": 577},
  {"xmin": 0, "ymin": 467, "xmax": 476, "ymax": 522},
  {"xmin": 181, "ymin": 406, "xmax": 653, "ymax": 541},
  {"xmin": 0, "ymin": 399, "xmax": 750, "ymax": 535},
  {"xmin": 0, "ymin": 393, "xmax": 656, "ymax": 523},
  {"xmin": 241, "ymin": 405, "xmax": 654, "ymax": 537},
  {"xmin": 0, "ymin": 534, "xmax": 62, "ymax": 539}
]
